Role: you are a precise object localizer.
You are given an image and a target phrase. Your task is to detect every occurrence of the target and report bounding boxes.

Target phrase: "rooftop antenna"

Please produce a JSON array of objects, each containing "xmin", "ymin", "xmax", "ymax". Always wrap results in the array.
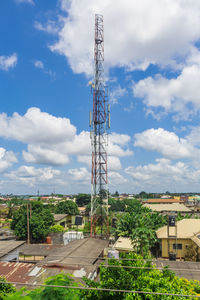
[{"xmin": 89, "ymin": 14, "xmax": 110, "ymax": 237}]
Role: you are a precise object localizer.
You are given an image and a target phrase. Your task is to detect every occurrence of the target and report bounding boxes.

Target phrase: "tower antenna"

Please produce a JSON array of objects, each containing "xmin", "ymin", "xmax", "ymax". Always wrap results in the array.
[{"xmin": 89, "ymin": 14, "xmax": 110, "ymax": 237}]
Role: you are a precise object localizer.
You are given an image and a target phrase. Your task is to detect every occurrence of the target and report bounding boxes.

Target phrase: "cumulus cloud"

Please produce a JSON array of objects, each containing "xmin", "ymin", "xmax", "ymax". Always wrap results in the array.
[
  {"xmin": 110, "ymin": 132, "xmax": 130, "ymax": 146},
  {"xmin": 110, "ymin": 85, "xmax": 127, "ymax": 105},
  {"xmin": 0, "ymin": 148, "xmax": 17, "ymax": 172},
  {"xmin": 68, "ymin": 167, "xmax": 90, "ymax": 182},
  {"xmin": 34, "ymin": 21, "xmax": 60, "ymax": 35},
  {"xmin": 6, "ymin": 165, "xmax": 60, "ymax": 186},
  {"xmin": 109, "ymin": 171, "xmax": 128, "ymax": 186},
  {"xmin": 134, "ymin": 64, "xmax": 200, "ymax": 119},
  {"xmin": 0, "ymin": 53, "xmax": 17, "ymax": 71},
  {"xmin": 41, "ymin": 0, "xmax": 200, "ymax": 76},
  {"xmin": 125, "ymin": 158, "xmax": 188, "ymax": 186},
  {"xmin": 34, "ymin": 60, "xmax": 44, "ymax": 69},
  {"xmin": 23, "ymin": 145, "xmax": 70, "ymax": 166},
  {"xmin": 0, "ymin": 107, "xmax": 76, "ymax": 144},
  {"xmin": 0, "ymin": 108, "xmax": 131, "ymax": 166},
  {"xmin": 134, "ymin": 128, "xmax": 193, "ymax": 160}
]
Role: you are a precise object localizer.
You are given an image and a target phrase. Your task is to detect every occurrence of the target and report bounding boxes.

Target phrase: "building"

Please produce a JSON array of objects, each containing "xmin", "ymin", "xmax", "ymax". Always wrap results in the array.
[
  {"xmin": 156, "ymin": 219, "xmax": 200, "ymax": 260},
  {"xmin": 0, "ymin": 240, "xmax": 25, "ymax": 261},
  {"xmin": 53, "ymin": 214, "xmax": 86, "ymax": 230},
  {"xmin": 53, "ymin": 214, "xmax": 68, "ymax": 228},
  {"xmin": 144, "ymin": 199, "xmax": 183, "ymax": 204},
  {"xmin": 113, "ymin": 237, "xmax": 134, "ymax": 253},
  {"xmin": 143, "ymin": 203, "xmax": 191, "ymax": 215}
]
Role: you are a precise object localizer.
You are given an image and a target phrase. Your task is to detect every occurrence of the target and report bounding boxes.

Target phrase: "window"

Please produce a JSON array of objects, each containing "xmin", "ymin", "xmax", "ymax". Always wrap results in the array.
[{"xmin": 173, "ymin": 243, "xmax": 182, "ymax": 250}]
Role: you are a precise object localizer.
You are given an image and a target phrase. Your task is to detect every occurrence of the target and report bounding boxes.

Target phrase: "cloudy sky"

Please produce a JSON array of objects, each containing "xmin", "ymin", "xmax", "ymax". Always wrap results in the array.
[{"xmin": 1, "ymin": 0, "xmax": 200, "ymax": 194}]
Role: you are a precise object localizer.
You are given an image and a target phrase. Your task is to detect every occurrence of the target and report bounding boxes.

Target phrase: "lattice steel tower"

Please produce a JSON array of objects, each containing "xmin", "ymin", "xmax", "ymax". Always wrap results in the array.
[{"xmin": 89, "ymin": 14, "xmax": 110, "ymax": 237}]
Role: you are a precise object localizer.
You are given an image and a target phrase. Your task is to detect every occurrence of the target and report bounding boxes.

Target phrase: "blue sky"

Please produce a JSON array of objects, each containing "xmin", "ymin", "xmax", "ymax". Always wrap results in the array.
[{"xmin": 1, "ymin": 0, "xmax": 200, "ymax": 194}]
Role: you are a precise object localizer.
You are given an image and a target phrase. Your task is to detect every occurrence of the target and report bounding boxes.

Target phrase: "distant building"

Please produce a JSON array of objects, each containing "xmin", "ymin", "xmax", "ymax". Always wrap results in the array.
[
  {"xmin": 53, "ymin": 214, "xmax": 68, "ymax": 228},
  {"xmin": 144, "ymin": 198, "xmax": 183, "ymax": 204},
  {"xmin": 143, "ymin": 203, "xmax": 191, "ymax": 214}
]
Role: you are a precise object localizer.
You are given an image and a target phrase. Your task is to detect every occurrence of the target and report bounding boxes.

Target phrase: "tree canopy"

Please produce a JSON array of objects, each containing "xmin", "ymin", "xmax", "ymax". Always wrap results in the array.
[
  {"xmin": 56, "ymin": 200, "xmax": 79, "ymax": 215},
  {"xmin": 75, "ymin": 194, "xmax": 91, "ymax": 207},
  {"xmin": 6, "ymin": 254, "xmax": 200, "ymax": 299},
  {"xmin": 115, "ymin": 199, "xmax": 167, "ymax": 256},
  {"xmin": 11, "ymin": 201, "xmax": 54, "ymax": 243}
]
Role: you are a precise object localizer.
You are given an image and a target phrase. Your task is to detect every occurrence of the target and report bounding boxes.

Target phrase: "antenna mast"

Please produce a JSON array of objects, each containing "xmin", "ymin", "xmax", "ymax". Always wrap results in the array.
[{"xmin": 89, "ymin": 14, "xmax": 110, "ymax": 237}]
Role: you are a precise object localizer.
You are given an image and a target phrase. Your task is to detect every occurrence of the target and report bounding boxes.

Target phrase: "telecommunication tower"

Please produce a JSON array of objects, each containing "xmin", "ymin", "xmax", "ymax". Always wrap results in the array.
[{"xmin": 89, "ymin": 14, "xmax": 110, "ymax": 237}]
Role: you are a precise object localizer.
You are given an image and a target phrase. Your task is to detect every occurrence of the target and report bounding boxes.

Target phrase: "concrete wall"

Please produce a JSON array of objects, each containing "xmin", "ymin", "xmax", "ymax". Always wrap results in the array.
[{"xmin": 161, "ymin": 238, "xmax": 196, "ymax": 258}]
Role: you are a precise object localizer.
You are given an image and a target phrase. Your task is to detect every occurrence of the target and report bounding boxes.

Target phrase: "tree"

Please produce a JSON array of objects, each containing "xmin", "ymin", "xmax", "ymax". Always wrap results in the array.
[
  {"xmin": 56, "ymin": 200, "xmax": 79, "ymax": 215},
  {"xmin": 81, "ymin": 253, "xmax": 200, "ymax": 299},
  {"xmin": 0, "ymin": 276, "xmax": 16, "ymax": 299},
  {"xmin": 115, "ymin": 201, "xmax": 167, "ymax": 255},
  {"xmin": 11, "ymin": 201, "xmax": 54, "ymax": 243},
  {"xmin": 75, "ymin": 194, "xmax": 91, "ymax": 207},
  {"xmin": 50, "ymin": 225, "xmax": 65, "ymax": 233},
  {"xmin": 5, "ymin": 274, "xmax": 80, "ymax": 300},
  {"xmin": 108, "ymin": 199, "xmax": 125, "ymax": 212}
]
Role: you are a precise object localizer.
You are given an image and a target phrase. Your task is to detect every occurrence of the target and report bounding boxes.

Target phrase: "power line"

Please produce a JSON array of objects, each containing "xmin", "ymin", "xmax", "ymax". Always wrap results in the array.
[
  {"xmin": 3, "ymin": 256, "xmax": 200, "ymax": 273},
  {"xmin": 0, "ymin": 281, "xmax": 199, "ymax": 298}
]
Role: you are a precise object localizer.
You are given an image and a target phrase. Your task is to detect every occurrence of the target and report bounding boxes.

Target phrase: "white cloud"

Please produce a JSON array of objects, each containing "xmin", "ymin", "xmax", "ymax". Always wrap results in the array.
[
  {"xmin": 68, "ymin": 167, "xmax": 90, "ymax": 182},
  {"xmin": 0, "ymin": 107, "xmax": 76, "ymax": 144},
  {"xmin": 34, "ymin": 21, "xmax": 60, "ymax": 35},
  {"xmin": 6, "ymin": 165, "xmax": 60, "ymax": 187},
  {"xmin": 110, "ymin": 85, "xmax": 127, "ymax": 105},
  {"xmin": 134, "ymin": 128, "xmax": 193, "ymax": 160},
  {"xmin": 125, "ymin": 158, "xmax": 188, "ymax": 186},
  {"xmin": 0, "ymin": 54, "xmax": 17, "ymax": 71},
  {"xmin": 34, "ymin": 60, "xmax": 44, "ymax": 69},
  {"xmin": 0, "ymin": 148, "xmax": 17, "ymax": 172},
  {"xmin": 109, "ymin": 171, "xmax": 128, "ymax": 185},
  {"xmin": 134, "ymin": 64, "xmax": 200, "ymax": 119},
  {"xmin": 15, "ymin": 0, "xmax": 34, "ymax": 5},
  {"xmin": 110, "ymin": 132, "xmax": 130, "ymax": 146},
  {"xmin": 44, "ymin": 0, "xmax": 200, "ymax": 76},
  {"xmin": 0, "ymin": 108, "xmax": 131, "ymax": 166},
  {"xmin": 23, "ymin": 145, "xmax": 70, "ymax": 166}
]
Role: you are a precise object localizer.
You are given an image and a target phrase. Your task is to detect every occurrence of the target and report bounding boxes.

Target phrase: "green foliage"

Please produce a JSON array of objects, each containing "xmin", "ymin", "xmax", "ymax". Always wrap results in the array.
[
  {"xmin": 108, "ymin": 199, "xmax": 125, "ymax": 212},
  {"xmin": 81, "ymin": 253, "xmax": 200, "ymax": 299},
  {"xmin": 50, "ymin": 224, "xmax": 65, "ymax": 233},
  {"xmin": 0, "ymin": 277, "xmax": 15, "ymax": 299},
  {"xmin": 56, "ymin": 201, "xmax": 79, "ymax": 215},
  {"xmin": 115, "ymin": 199, "xmax": 167, "ymax": 256},
  {"xmin": 4, "ymin": 274, "xmax": 80, "ymax": 300},
  {"xmin": 75, "ymin": 194, "xmax": 90, "ymax": 207},
  {"xmin": 11, "ymin": 201, "xmax": 54, "ymax": 242}
]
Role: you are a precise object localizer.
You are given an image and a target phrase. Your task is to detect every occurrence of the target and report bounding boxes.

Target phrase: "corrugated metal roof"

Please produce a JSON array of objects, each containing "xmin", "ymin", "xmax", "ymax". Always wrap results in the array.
[
  {"xmin": 156, "ymin": 219, "xmax": 200, "ymax": 239},
  {"xmin": 143, "ymin": 203, "xmax": 191, "ymax": 212},
  {"xmin": 18, "ymin": 244, "xmax": 61, "ymax": 256},
  {"xmin": 144, "ymin": 199, "xmax": 182, "ymax": 204},
  {"xmin": 113, "ymin": 237, "xmax": 134, "ymax": 251},
  {"xmin": 0, "ymin": 262, "xmax": 35, "ymax": 283},
  {"xmin": 0, "ymin": 241, "xmax": 25, "ymax": 258}
]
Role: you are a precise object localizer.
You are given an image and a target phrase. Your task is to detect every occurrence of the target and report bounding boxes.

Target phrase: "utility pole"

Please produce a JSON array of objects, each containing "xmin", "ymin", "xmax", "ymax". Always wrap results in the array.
[
  {"xmin": 27, "ymin": 200, "xmax": 30, "ymax": 244},
  {"xmin": 89, "ymin": 14, "xmax": 110, "ymax": 237}
]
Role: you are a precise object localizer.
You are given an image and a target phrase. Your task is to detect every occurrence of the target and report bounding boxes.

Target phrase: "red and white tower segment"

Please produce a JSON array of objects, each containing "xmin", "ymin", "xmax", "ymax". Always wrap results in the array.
[{"xmin": 90, "ymin": 14, "xmax": 110, "ymax": 236}]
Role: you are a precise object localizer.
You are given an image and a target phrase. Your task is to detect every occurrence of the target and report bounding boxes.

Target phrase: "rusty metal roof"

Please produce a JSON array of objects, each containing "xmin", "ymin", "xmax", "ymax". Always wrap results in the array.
[{"xmin": 0, "ymin": 262, "xmax": 35, "ymax": 283}]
